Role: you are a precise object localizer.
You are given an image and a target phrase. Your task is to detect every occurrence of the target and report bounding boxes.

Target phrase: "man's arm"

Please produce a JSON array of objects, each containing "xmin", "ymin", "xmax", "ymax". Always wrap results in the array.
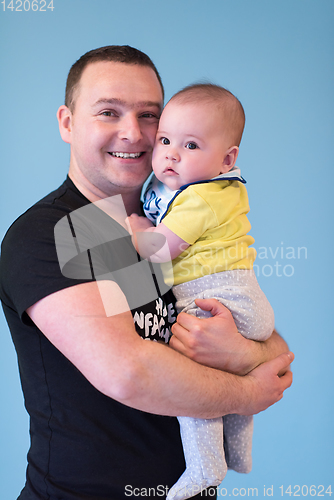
[
  {"xmin": 170, "ymin": 298, "xmax": 290, "ymax": 375},
  {"xmin": 27, "ymin": 281, "xmax": 293, "ymax": 419}
]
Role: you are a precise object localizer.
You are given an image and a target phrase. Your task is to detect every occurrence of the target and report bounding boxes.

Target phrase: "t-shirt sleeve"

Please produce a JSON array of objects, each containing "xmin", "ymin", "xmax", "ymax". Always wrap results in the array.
[
  {"xmin": 0, "ymin": 205, "xmax": 95, "ymax": 323},
  {"xmin": 161, "ymin": 187, "xmax": 219, "ymax": 244},
  {"xmin": 161, "ymin": 182, "xmax": 248, "ymax": 244}
]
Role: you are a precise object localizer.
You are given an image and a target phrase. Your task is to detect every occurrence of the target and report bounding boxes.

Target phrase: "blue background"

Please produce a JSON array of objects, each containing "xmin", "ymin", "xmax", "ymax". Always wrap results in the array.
[{"xmin": 0, "ymin": 0, "xmax": 333, "ymax": 498}]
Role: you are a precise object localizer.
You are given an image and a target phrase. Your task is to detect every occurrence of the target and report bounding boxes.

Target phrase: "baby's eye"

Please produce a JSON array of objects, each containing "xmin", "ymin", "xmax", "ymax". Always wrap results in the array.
[
  {"xmin": 186, "ymin": 142, "xmax": 198, "ymax": 150},
  {"xmin": 161, "ymin": 137, "xmax": 170, "ymax": 145}
]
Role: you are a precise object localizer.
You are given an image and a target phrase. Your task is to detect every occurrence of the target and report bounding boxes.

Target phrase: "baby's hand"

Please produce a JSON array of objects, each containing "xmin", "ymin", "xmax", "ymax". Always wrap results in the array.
[
  {"xmin": 125, "ymin": 214, "xmax": 165, "ymax": 259},
  {"xmin": 125, "ymin": 214, "xmax": 155, "ymax": 235}
]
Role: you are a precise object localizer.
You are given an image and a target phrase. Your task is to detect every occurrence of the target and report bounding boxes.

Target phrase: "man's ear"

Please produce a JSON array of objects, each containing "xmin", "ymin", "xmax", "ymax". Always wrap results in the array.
[
  {"xmin": 57, "ymin": 105, "xmax": 73, "ymax": 144},
  {"xmin": 220, "ymin": 146, "xmax": 239, "ymax": 174}
]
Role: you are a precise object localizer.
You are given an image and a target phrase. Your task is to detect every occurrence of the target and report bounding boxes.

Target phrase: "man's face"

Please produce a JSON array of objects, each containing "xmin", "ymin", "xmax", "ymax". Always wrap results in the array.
[{"xmin": 67, "ymin": 61, "xmax": 163, "ymax": 196}]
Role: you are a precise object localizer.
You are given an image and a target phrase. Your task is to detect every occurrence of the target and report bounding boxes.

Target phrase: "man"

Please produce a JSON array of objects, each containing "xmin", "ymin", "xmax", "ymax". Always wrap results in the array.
[{"xmin": 0, "ymin": 46, "xmax": 293, "ymax": 500}]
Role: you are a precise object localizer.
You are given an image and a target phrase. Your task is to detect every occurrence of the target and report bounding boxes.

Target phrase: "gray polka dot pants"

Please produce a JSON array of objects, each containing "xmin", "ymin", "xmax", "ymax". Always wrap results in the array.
[{"xmin": 167, "ymin": 270, "xmax": 275, "ymax": 500}]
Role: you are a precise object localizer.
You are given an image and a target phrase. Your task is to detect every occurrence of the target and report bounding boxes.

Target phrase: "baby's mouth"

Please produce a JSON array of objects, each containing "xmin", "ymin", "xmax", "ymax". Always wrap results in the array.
[
  {"xmin": 164, "ymin": 167, "xmax": 178, "ymax": 174},
  {"xmin": 108, "ymin": 152, "xmax": 144, "ymax": 159}
]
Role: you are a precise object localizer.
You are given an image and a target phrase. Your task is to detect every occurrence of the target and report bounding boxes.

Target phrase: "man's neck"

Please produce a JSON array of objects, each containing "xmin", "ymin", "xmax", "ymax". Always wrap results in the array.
[{"xmin": 68, "ymin": 171, "xmax": 143, "ymax": 227}]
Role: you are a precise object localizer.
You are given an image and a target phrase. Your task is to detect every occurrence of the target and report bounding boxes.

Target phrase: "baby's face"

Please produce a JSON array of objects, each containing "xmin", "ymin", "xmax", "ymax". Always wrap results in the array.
[{"xmin": 152, "ymin": 101, "xmax": 233, "ymax": 190}]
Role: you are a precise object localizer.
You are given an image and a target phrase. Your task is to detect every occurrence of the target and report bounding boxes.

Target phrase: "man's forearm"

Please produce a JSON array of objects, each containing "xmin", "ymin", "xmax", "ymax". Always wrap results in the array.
[
  {"xmin": 105, "ymin": 333, "xmax": 293, "ymax": 419},
  {"xmin": 28, "ymin": 283, "xmax": 292, "ymax": 420},
  {"xmin": 114, "ymin": 339, "xmax": 245, "ymax": 418}
]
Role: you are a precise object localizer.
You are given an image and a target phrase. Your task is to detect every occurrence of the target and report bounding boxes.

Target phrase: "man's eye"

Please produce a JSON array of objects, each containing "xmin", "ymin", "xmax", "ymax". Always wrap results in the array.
[
  {"xmin": 101, "ymin": 111, "xmax": 116, "ymax": 117},
  {"xmin": 161, "ymin": 137, "xmax": 170, "ymax": 145},
  {"xmin": 186, "ymin": 142, "xmax": 198, "ymax": 149},
  {"xmin": 141, "ymin": 113, "xmax": 157, "ymax": 119}
]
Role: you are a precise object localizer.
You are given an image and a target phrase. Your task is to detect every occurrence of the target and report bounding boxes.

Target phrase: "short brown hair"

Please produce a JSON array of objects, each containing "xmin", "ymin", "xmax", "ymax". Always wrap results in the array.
[
  {"xmin": 65, "ymin": 45, "xmax": 164, "ymax": 112},
  {"xmin": 169, "ymin": 83, "xmax": 245, "ymax": 146}
]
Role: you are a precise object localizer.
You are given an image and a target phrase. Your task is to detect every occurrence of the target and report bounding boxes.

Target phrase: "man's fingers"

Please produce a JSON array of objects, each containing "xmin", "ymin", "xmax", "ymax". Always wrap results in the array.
[
  {"xmin": 243, "ymin": 352, "xmax": 294, "ymax": 415},
  {"xmin": 194, "ymin": 298, "xmax": 230, "ymax": 317},
  {"xmin": 258, "ymin": 352, "xmax": 295, "ymax": 382},
  {"xmin": 171, "ymin": 319, "xmax": 187, "ymax": 340},
  {"xmin": 262, "ymin": 351, "xmax": 294, "ymax": 392},
  {"xmin": 173, "ymin": 311, "xmax": 200, "ymax": 331},
  {"xmin": 169, "ymin": 334, "xmax": 187, "ymax": 356},
  {"xmin": 250, "ymin": 351, "xmax": 294, "ymax": 387},
  {"xmin": 170, "ymin": 320, "xmax": 197, "ymax": 353},
  {"xmin": 175, "ymin": 299, "xmax": 232, "ymax": 331},
  {"xmin": 279, "ymin": 368, "xmax": 293, "ymax": 390},
  {"xmin": 271, "ymin": 351, "xmax": 294, "ymax": 374}
]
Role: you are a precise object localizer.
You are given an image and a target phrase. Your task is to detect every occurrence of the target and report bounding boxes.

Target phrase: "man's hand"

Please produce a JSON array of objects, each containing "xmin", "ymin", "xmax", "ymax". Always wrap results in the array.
[
  {"xmin": 235, "ymin": 352, "xmax": 294, "ymax": 416},
  {"xmin": 170, "ymin": 298, "xmax": 289, "ymax": 375}
]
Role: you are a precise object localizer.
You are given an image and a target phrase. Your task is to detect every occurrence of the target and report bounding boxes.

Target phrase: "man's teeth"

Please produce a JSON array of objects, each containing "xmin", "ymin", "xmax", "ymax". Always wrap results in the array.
[{"xmin": 110, "ymin": 152, "xmax": 142, "ymax": 159}]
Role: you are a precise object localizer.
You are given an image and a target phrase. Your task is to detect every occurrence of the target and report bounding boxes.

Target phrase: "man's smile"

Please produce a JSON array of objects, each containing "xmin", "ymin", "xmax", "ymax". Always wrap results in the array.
[{"xmin": 108, "ymin": 152, "xmax": 144, "ymax": 159}]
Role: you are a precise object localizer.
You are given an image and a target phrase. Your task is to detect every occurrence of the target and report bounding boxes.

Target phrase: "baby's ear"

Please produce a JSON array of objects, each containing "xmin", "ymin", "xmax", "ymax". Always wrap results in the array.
[{"xmin": 221, "ymin": 146, "xmax": 239, "ymax": 173}]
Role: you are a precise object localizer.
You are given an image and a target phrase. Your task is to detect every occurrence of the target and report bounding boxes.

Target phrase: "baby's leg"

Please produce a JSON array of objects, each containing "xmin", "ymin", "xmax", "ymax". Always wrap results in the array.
[
  {"xmin": 173, "ymin": 270, "xmax": 275, "ymax": 475},
  {"xmin": 166, "ymin": 417, "xmax": 227, "ymax": 500},
  {"xmin": 223, "ymin": 414, "xmax": 253, "ymax": 473},
  {"xmin": 167, "ymin": 295, "xmax": 229, "ymax": 500}
]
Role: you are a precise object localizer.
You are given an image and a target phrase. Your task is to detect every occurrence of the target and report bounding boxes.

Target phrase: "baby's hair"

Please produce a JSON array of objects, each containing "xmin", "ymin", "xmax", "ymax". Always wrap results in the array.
[{"xmin": 168, "ymin": 83, "xmax": 245, "ymax": 146}]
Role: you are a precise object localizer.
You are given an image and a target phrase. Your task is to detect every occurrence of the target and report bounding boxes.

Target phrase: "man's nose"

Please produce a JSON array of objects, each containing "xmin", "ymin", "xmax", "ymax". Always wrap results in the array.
[{"xmin": 118, "ymin": 114, "xmax": 143, "ymax": 143}]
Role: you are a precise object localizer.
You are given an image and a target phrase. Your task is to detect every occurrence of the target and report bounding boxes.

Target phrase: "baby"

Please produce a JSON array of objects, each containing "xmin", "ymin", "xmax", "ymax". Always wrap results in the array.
[{"xmin": 127, "ymin": 84, "xmax": 275, "ymax": 500}]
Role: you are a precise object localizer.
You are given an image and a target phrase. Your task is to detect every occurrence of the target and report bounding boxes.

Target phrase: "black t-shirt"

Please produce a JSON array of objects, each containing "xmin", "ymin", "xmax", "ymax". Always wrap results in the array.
[{"xmin": 0, "ymin": 178, "xmax": 186, "ymax": 499}]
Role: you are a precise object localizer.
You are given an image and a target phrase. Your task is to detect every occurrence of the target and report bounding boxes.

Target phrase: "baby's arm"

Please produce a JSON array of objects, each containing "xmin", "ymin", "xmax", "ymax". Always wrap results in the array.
[{"xmin": 126, "ymin": 214, "xmax": 189, "ymax": 263}]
